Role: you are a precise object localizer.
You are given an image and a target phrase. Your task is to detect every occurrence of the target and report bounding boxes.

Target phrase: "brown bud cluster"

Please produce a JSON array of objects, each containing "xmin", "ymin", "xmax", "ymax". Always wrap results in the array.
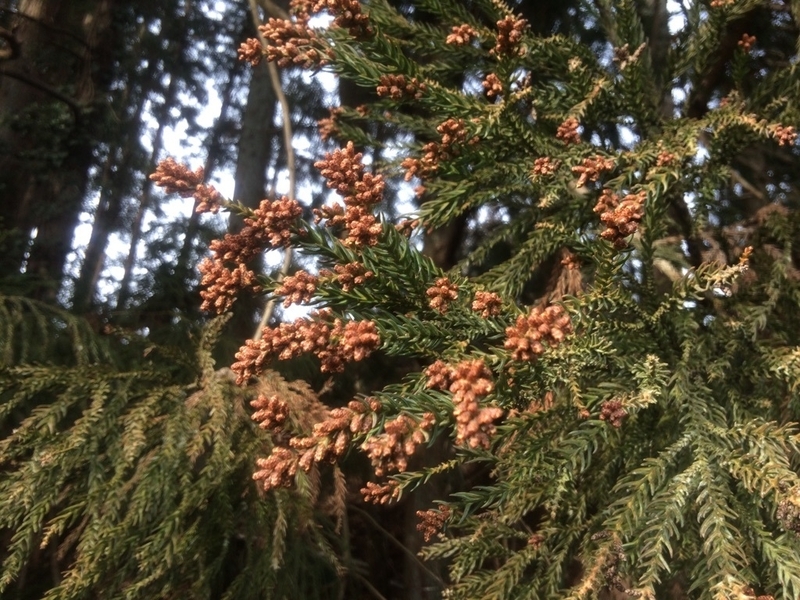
[
  {"xmin": 318, "ymin": 106, "xmax": 343, "ymax": 141},
  {"xmin": 482, "ymin": 73, "xmax": 503, "ymax": 99},
  {"xmin": 331, "ymin": 261, "xmax": 374, "ymax": 291},
  {"xmin": 556, "ymin": 117, "xmax": 581, "ymax": 145},
  {"xmin": 251, "ymin": 394, "xmax": 290, "ymax": 431},
  {"xmin": 402, "ymin": 118, "xmax": 476, "ymax": 181},
  {"xmin": 253, "ymin": 397, "xmax": 380, "ymax": 492},
  {"xmin": 770, "ymin": 124, "xmax": 797, "ymax": 147},
  {"xmin": 738, "ymin": 33, "xmax": 756, "ymax": 51},
  {"xmin": 504, "ymin": 304, "xmax": 572, "ymax": 362},
  {"xmin": 251, "ymin": 196, "xmax": 306, "ymax": 246},
  {"xmin": 528, "ymin": 533, "xmax": 545, "ymax": 548},
  {"xmin": 655, "ymin": 150, "xmax": 676, "ymax": 167},
  {"xmin": 446, "ymin": 24, "xmax": 477, "ymax": 46},
  {"xmin": 472, "ymin": 290, "xmax": 502, "ymax": 317},
  {"xmin": 314, "ymin": 0, "xmax": 371, "ymax": 37},
  {"xmin": 427, "ymin": 277, "xmax": 459, "ymax": 314},
  {"xmin": 416, "ymin": 505, "xmax": 450, "ymax": 542},
  {"xmin": 777, "ymin": 495, "xmax": 800, "ymax": 534},
  {"xmin": 232, "ymin": 311, "xmax": 380, "ymax": 384},
  {"xmin": 395, "ymin": 218, "xmax": 420, "ymax": 237},
  {"xmin": 361, "ymin": 413, "xmax": 435, "ymax": 476},
  {"xmin": 361, "ymin": 480, "xmax": 400, "ymax": 504},
  {"xmin": 425, "ymin": 359, "xmax": 503, "ymax": 449},
  {"xmin": 275, "ymin": 270, "xmax": 318, "ymax": 307},
  {"xmin": 376, "ymin": 74, "xmax": 427, "ymax": 100},
  {"xmin": 531, "ymin": 157, "xmax": 560, "ymax": 177},
  {"xmin": 198, "ymin": 196, "xmax": 303, "ymax": 313},
  {"xmin": 150, "ymin": 158, "xmax": 222, "ymax": 214},
  {"xmin": 742, "ymin": 588, "xmax": 774, "ymax": 600},
  {"xmin": 710, "ymin": 0, "xmax": 734, "ymax": 6},
  {"xmin": 492, "ymin": 15, "xmax": 527, "ymax": 56},
  {"xmin": 253, "ymin": 447, "xmax": 298, "ymax": 490},
  {"xmin": 599, "ymin": 399, "xmax": 627, "ymax": 428},
  {"xmin": 572, "ymin": 155, "xmax": 615, "ymax": 188},
  {"xmin": 239, "ymin": 16, "xmax": 326, "ymax": 69},
  {"xmin": 314, "ymin": 141, "xmax": 385, "ymax": 246},
  {"xmin": 199, "ymin": 260, "xmax": 260, "ymax": 314},
  {"xmin": 594, "ymin": 189, "xmax": 646, "ymax": 248}
]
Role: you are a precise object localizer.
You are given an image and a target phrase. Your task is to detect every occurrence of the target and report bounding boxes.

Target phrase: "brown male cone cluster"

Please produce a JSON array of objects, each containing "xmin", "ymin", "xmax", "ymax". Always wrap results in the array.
[
  {"xmin": 253, "ymin": 397, "xmax": 379, "ymax": 492},
  {"xmin": 593, "ymin": 189, "xmax": 646, "ymax": 249},
  {"xmin": 313, "ymin": 141, "xmax": 385, "ymax": 247},
  {"xmin": 401, "ymin": 117, "xmax": 477, "ymax": 181},
  {"xmin": 504, "ymin": 304, "xmax": 572, "ymax": 361},
  {"xmin": 232, "ymin": 309, "xmax": 380, "ymax": 384},
  {"xmin": 425, "ymin": 359, "xmax": 503, "ymax": 449}
]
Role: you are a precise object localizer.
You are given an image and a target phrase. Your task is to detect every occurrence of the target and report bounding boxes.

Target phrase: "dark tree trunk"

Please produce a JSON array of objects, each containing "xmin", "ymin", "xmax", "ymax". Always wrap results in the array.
[
  {"xmin": 0, "ymin": 0, "xmax": 118, "ymax": 302},
  {"xmin": 225, "ymin": 60, "xmax": 276, "ymax": 345}
]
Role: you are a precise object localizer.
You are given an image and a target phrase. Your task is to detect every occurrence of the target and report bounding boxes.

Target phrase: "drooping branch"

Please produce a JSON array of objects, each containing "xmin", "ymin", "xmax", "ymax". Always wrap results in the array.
[{"xmin": 0, "ymin": 67, "xmax": 82, "ymax": 115}]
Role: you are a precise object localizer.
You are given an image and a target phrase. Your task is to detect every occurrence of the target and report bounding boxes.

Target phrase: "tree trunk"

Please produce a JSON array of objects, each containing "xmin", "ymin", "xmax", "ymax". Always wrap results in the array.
[
  {"xmin": 0, "ymin": 0, "xmax": 118, "ymax": 302},
  {"xmin": 225, "ymin": 60, "xmax": 276, "ymax": 345}
]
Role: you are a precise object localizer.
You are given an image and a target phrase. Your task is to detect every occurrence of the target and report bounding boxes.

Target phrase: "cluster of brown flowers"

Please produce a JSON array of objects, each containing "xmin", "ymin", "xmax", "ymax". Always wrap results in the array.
[
  {"xmin": 251, "ymin": 394, "xmax": 290, "ymax": 431},
  {"xmin": 472, "ymin": 290, "xmax": 502, "ymax": 317},
  {"xmin": 314, "ymin": 141, "xmax": 385, "ymax": 246},
  {"xmin": 239, "ymin": 17, "xmax": 326, "ymax": 69},
  {"xmin": 401, "ymin": 118, "xmax": 476, "ymax": 181},
  {"xmin": 253, "ymin": 397, "xmax": 380, "ymax": 492},
  {"xmin": 504, "ymin": 304, "xmax": 572, "ymax": 361},
  {"xmin": 531, "ymin": 156, "xmax": 560, "ymax": 177},
  {"xmin": 361, "ymin": 412, "xmax": 435, "ymax": 476},
  {"xmin": 275, "ymin": 270, "xmax": 318, "ymax": 307},
  {"xmin": 710, "ymin": 0, "xmax": 734, "ymax": 6},
  {"xmin": 198, "ymin": 261, "xmax": 260, "ymax": 313},
  {"xmin": 232, "ymin": 310, "xmax": 380, "ymax": 384},
  {"xmin": 426, "ymin": 277, "xmax": 459, "ymax": 313},
  {"xmin": 742, "ymin": 588, "xmax": 774, "ymax": 600},
  {"xmin": 770, "ymin": 124, "xmax": 797, "ymax": 147},
  {"xmin": 492, "ymin": 15, "xmax": 527, "ymax": 56},
  {"xmin": 777, "ymin": 492, "xmax": 800, "ymax": 534},
  {"xmin": 314, "ymin": 0, "xmax": 371, "ymax": 37},
  {"xmin": 556, "ymin": 117, "xmax": 581, "ymax": 145},
  {"xmin": 738, "ymin": 33, "xmax": 756, "ymax": 52},
  {"xmin": 253, "ymin": 446, "xmax": 299, "ymax": 490},
  {"xmin": 361, "ymin": 480, "xmax": 400, "ymax": 504},
  {"xmin": 594, "ymin": 189, "xmax": 646, "ymax": 248},
  {"xmin": 599, "ymin": 399, "xmax": 627, "ymax": 428},
  {"xmin": 416, "ymin": 505, "xmax": 450, "ymax": 542},
  {"xmin": 318, "ymin": 106, "xmax": 343, "ymax": 141},
  {"xmin": 425, "ymin": 359, "xmax": 503, "ymax": 449},
  {"xmin": 395, "ymin": 217, "xmax": 420, "ymax": 237},
  {"xmin": 655, "ymin": 150, "xmax": 676, "ymax": 167},
  {"xmin": 150, "ymin": 157, "xmax": 223, "ymax": 214},
  {"xmin": 327, "ymin": 261, "xmax": 374, "ymax": 291},
  {"xmin": 446, "ymin": 24, "xmax": 477, "ymax": 46},
  {"xmin": 197, "ymin": 196, "xmax": 303, "ymax": 313},
  {"xmin": 482, "ymin": 73, "xmax": 503, "ymax": 99},
  {"xmin": 572, "ymin": 155, "xmax": 615, "ymax": 188},
  {"xmin": 376, "ymin": 74, "xmax": 427, "ymax": 100}
]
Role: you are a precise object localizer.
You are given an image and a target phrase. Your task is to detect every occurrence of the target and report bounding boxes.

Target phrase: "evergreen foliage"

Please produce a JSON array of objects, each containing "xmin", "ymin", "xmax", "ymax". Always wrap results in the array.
[
  {"xmin": 195, "ymin": 0, "xmax": 800, "ymax": 597},
  {"xmin": 0, "ymin": 298, "xmax": 343, "ymax": 599},
  {"xmin": 3, "ymin": 0, "xmax": 800, "ymax": 598}
]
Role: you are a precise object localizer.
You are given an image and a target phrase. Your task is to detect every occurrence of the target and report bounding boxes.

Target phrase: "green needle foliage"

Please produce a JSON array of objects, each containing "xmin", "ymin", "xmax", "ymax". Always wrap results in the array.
[
  {"xmin": 0, "ymin": 300, "xmax": 343, "ymax": 599},
  {"xmin": 215, "ymin": 0, "xmax": 800, "ymax": 598}
]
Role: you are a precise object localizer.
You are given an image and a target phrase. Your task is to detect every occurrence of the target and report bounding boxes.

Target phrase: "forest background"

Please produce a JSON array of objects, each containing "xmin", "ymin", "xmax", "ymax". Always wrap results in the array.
[{"xmin": 1, "ymin": 0, "xmax": 800, "ymax": 599}]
